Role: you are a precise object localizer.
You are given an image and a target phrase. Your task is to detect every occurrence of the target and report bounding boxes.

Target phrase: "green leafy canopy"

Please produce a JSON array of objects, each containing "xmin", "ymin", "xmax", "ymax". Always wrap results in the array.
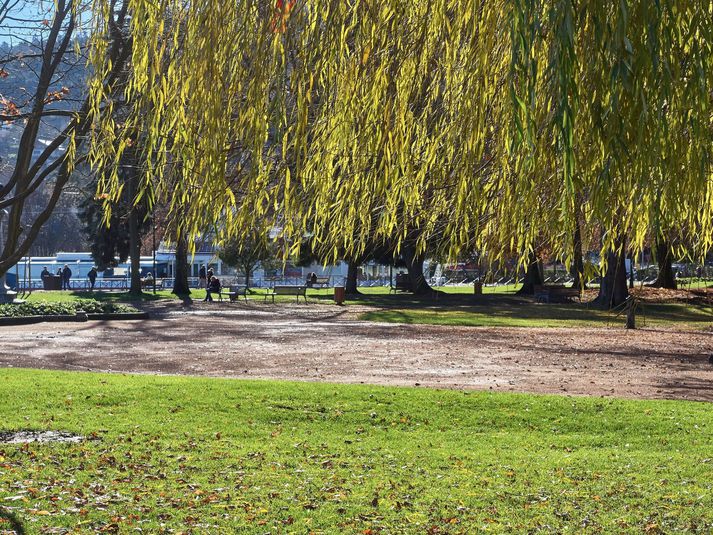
[{"xmin": 86, "ymin": 0, "xmax": 713, "ymax": 265}]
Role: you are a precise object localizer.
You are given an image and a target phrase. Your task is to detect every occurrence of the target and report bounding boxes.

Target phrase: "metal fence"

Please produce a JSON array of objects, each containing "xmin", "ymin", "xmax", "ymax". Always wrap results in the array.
[
  {"xmin": 14, "ymin": 278, "xmax": 131, "ymax": 291},
  {"xmin": 12, "ymin": 265, "xmax": 712, "ymax": 293}
]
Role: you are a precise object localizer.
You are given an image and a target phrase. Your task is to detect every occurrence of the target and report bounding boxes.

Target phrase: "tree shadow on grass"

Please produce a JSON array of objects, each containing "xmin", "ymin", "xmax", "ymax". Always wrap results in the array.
[
  {"xmin": 359, "ymin": 296, "xmax": 712, "ymax": 328},
  {"xmin": 0, "ymin": 508, "xmax": 25, "ymax": 534},
  {"xmin": 652, "ymin": 374, "xmax": 713, "ymax": 401},
  {"xmin": 69, "ymin": 290, "xmax": 166, "ymax": 303}
]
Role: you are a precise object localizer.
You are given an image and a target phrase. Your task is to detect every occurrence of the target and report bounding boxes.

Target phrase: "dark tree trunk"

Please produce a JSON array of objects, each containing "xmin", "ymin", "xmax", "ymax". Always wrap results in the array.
[
  {"xmin": 129, "ymin": 213, "xmax": 141, "ymax": 295},
  {"xmin": 594, "ymin": 239, "xmax": 629, "ymax": 308},
  {"xmin": 571, "ymin": 222, "xmax": 586, "ymax": 289},
  {"xmin": 243, "ymin": 264, "xmax": 252, "ymax": 289},
  {"xmin": 403, "ymin": 246, "xmax": 434, "ymax": 295},
  {"xmin": 172, "ymin": 232, "xmax": 191, "ymax": 296},
  {"xmin": 517, "ymin": 251, "xmax": 543, "ymax": 295},
  {"xmin": 651, "ymin": 238, "xmax": 677, "ymax": 289},
  {"xmin": 127, "ymin": 168, "xmax": 142, "ymax": 296},
  {"xmin": 128, "ymin": 209, "xmax": 142, "ymax": 295},
  {"xmin": 345, "ymin": 261, "xmax": 360, "ymax": 295}
]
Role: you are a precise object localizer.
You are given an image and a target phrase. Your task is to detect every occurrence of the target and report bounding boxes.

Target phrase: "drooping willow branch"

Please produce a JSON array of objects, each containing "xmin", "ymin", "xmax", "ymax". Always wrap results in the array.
[{"xmin": 86, "ymin": 0, "xmax": 713, "ymax": 266}]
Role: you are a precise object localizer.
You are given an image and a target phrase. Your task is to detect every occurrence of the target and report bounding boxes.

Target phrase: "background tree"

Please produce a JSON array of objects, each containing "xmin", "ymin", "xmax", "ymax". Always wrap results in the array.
[
  {"xmin": 593, "ymin": 237, "xmax": 630, "ymax": 309},
  {"xmin": 0, "ymin": 0, "xmax": 131, "ymax": 278},
  {"xmin": 79, "ymin": 150, "xmax": 150, "ymax": 293},
  {"xmin": 219, "ymin": 232, "xmax": 278, "ymax": 290},
  {"xmin": 171, "ymin": 230, "xmax": 190, "ymax": 296},
  {"xmin": 86, "ymin": 0, "xmax": 713, "ymax": 311},
  {"xmin": 516, "ymin": 251, "xmax": 544, "ymax": 296},
  {"xmin": 651, "ymin": 237, "xmax": 677, "ymax": 290}
]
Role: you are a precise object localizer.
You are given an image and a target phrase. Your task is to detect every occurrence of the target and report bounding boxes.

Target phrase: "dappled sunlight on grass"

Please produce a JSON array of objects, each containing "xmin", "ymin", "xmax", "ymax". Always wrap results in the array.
[
  {"xmin": 1, "ymin": 369, "xmax": 713, "ymax": 532},
  {"xmin": 360, "ymin": 300, "xmax": 713, "ymax": 329},
  {"xmin": 25, "ymin": 290, "xmax": 173, "ymax": 304},
  {"xmin": 18, "ymin": 286, "xmax": 712, "ymax": 328}
]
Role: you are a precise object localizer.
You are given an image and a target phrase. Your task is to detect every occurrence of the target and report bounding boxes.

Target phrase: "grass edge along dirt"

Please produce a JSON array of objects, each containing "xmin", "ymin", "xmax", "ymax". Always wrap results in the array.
[
  {"xmin": 1, "ymin": 368, "xmax": 712, "ymax": 532},
  {"xmin": 359, "ymin": 302, "xmax": 713, "ymax": 328},
  {"xmin": 21, "ymin": 286, "xmax": 713, "ymax": 328}
]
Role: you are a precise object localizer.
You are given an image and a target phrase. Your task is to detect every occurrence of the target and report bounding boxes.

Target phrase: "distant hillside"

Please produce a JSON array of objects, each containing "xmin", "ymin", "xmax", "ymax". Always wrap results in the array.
[
  {"xmin": 1, "ymin": 38, "xmax": 92, "ymax": 255},
  {"xmin": 0, "ymin": 38, "xmax": 89, "ymax": 180}
]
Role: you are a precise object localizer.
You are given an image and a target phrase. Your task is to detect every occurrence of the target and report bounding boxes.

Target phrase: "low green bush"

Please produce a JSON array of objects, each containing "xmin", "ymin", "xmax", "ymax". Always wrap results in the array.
[
  {"xmin": 0, "ymin": 299, "xmax": 139, "ymax": 318},
  {"xmin": 73, "ymin": 299, "xmax": 139, "ymax": 314}
]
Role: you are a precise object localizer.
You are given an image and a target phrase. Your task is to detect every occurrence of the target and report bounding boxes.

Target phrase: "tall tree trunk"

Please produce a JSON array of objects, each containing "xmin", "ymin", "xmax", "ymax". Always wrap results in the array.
[
  {"xmin": 172, "ymin": 232, "xmax": 191, "ymax": 296},
  {"xmin": 517, "ymin": 251, "xmax": 543, "ymax": 295},
  {"xmin": 571, "ymin": 222, "xmax": 586, "ymax": 289},
  {"xmin": 244, "ymin": 265, "xmax": 251, "ymax": 289},
  {"xmin": 127, "ymin": 167, "xmax": 142, "ymax": 296},
  {"xmin": 594, "ymin": 237, "xmax": 629, "ymax": 308},
  {"xmin": 403, "ymin": 245, "xmax": 434, "ymax": 295},
  {"xmin": 651, "ymin": 238, "xmax": 677, "ymax": 289},
  {"xmin": 128, "ymin": 208, "xmax": 142, "ymax": 295},
  {"xmin": 345, "ymin": 261, "xmax": 360, "ymax": 295}
]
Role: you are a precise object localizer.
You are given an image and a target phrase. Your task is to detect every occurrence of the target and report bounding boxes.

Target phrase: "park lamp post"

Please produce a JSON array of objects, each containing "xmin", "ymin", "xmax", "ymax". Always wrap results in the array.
[{"xmin": 0, "ymin": 208, "xmax": 18, "ymax": 304}]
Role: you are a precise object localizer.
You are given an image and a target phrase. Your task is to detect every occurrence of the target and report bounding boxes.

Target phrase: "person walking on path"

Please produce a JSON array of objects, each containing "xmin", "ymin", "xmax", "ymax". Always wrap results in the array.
[
  {"xmin": 204, "ymin": 275, "xmax": 221, "ymax": 302},
  {"xmin": 88, "ymin": 267, "xmax": 98, "ymax": 291},
  {"xmin": 61, "ymin": 265, "xmax": 72, "ymax": 290}
]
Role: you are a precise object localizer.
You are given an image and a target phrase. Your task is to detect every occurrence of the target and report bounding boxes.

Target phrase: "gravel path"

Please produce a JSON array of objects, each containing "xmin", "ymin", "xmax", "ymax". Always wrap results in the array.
[{"xmin": 1, "ymin": 301, "xmax": 712, "ymax": 401}]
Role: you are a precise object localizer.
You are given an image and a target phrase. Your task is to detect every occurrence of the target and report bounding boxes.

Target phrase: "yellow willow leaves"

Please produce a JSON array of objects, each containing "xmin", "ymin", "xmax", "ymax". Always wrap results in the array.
[{"xmin": 87, "ymin": 0, "xmax": 713, "ymax": 262}]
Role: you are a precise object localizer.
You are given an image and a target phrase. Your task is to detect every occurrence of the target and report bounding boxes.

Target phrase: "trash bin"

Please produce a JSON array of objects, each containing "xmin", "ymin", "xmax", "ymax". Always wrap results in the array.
[
  {"xmin": 334, "ymin": 286, "xmax": 346, "ymax": 305},
  {"xmin": 43, "ymin": 275, "xmax": 62, "ymax": 291},
  {"xmin": 473, "ymin": 281, "xmax": 483, "ymax": 295}
]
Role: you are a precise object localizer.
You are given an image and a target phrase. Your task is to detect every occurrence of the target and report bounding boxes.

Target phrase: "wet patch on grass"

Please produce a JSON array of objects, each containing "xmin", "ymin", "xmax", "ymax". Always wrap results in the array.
[{"xmin": 0, "ymin": 431, "xmax": 84, "ymax": 445}]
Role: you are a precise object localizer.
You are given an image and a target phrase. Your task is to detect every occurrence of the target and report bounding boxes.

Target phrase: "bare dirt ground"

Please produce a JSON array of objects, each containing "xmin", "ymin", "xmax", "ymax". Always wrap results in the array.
[{"xmin": 1, "ymin": 301, "xmax": 712, "ymax": 401}]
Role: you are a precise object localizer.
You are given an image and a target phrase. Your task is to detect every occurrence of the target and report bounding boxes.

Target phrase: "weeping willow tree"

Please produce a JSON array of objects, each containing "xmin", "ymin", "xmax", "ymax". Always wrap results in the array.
[{"xmin": 87, "ymin": 0, "xmax": 713, "ymax": 307}]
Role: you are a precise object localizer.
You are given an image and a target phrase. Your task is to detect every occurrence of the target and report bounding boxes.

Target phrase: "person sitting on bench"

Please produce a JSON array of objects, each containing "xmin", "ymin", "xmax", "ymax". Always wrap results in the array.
[
  {"xmin": 204, "ymin": 276, "xmax": 221, "ymax": 302},
  {"xmin": 306, "ymin": 272, "xmax": 318, "ymax": 287}
]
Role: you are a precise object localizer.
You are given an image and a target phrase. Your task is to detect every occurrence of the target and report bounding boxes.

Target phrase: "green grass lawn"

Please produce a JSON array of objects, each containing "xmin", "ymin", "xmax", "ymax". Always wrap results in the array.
[
  {"xmin": 1, "ymin": 369, "xmax": 712, "ymax": 532},
  {"xmin": 359, "ymin": 301, "xmax": 713, "ymax": 329},
  {"xmin": 24, "ymin": 290, "xmax": 173, "ymax": 304},
  {"xmin": 19, "ymin": 286, "xmax": 712, "ymax": 329},
  {"xmin": 21, "ymin": 284, "xmax": 518, "ymax": 306}
]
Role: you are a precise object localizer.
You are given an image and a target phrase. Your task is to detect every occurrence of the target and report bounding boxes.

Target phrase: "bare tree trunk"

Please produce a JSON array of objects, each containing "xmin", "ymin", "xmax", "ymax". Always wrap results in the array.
[
  {"xmin": 127, "ymin": 169, "xmax": 142, "ymax": 296},
  {"xmin": 128, "ymin": 209, "xmax": 142, "ymax": 295},
  {"xmin": 571, "ymin": 222, "xmax": 586, "ymax": 289},
  {"xmin": 345, "ymin": 261, "xmax": 360, "ymax": 295},
  {"xmin": 517, "ymin": 251, "xmax": 543, "ymax": 295},
  {"xmin": 403, "ymin": 245, "xmax": 434, "ymax": 295},
  {"xmin": 651, "ymin": 238, "xmax": 677, "ymax": 289},
  {"xmin": 243, "ymin": 264, "xmax": 252, "ymax": 289},
  {"xmin": 172, "ymin": 232, "xmax": 191, "ymax": 296},
  {"xmin": 594, "ymin": 237, "xmax": 629, "ymax": 308}
]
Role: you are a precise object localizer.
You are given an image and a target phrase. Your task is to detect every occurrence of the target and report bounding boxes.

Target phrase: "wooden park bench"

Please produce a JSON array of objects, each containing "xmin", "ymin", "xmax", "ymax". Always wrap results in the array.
[
  {"xmin": 534, "ymin": 284, "xmax": 582, "ymax": 303},
  {"xmin": 264, "ymin": 285, "xmax": 308, "ymax": 303},
  {"xmin": 224, "ymin": 286, "xmax": 248, "ymax": 302},
  {"xmin": 389, "ymin": 275, "xmax": 412, "ymax": 293},
  {"xmin": 311, "ymin": 276, "xmax": 331, "ymax": 288}
]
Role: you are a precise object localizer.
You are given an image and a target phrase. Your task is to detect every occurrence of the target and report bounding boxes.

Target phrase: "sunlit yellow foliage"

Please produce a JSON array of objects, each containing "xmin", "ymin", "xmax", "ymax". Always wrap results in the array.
[{"xmin": 87, "ymin": 0, "xmax": 713, "ymax": 263}]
